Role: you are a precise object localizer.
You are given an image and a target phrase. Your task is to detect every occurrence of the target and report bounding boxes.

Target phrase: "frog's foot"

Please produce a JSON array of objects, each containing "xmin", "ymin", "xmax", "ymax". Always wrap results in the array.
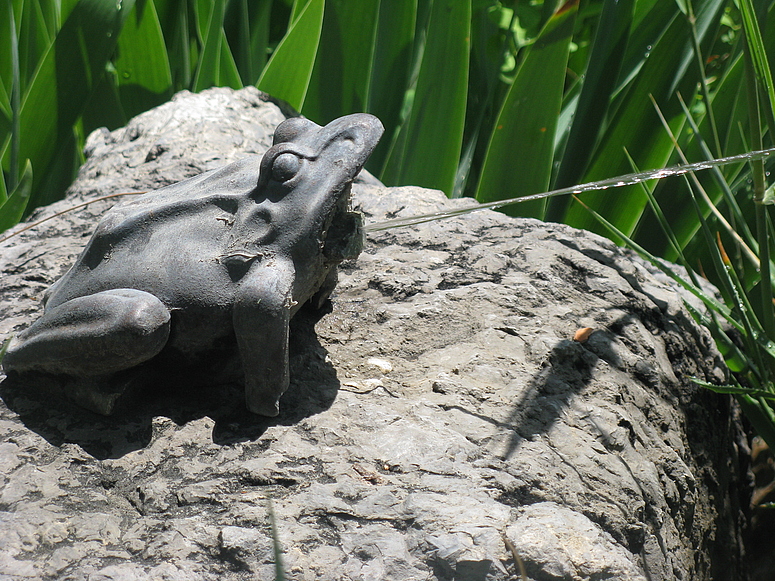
[
  {"xmin": 63, "ymin": 366, "xmax": 154, "ymax": 416},
  {"xmin": 3, "ymin": 289, "xmax": 171, "ymax": 377},
  {"xmin": 245, "ymin": 394, "xmax": 280, "ymax": 418},
  {"xmin": 233, "ymin": 262, "xmax": 293, "ymax": 417}
]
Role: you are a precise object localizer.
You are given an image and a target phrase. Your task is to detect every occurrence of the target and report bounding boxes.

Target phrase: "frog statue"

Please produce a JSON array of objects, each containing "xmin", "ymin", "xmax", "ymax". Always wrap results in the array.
[{"xmin": 2, "ymin": 113, "xmax": 384, "ymax": 417}]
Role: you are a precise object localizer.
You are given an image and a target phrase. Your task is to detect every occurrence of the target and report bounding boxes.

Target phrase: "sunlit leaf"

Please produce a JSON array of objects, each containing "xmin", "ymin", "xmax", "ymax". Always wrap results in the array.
[
  {"xmin": 193, "ymin": 0, "xmax": 225, "ymax": 91},
  {"xmin": 381, "ymin": 0, "xmax": 470, "ymax": 194},
  {"xmin": 114, "ymin": 0, "xmax": 173, "ymax": 118},
  {"xmin": 302, "ymin": 0, "xmax": 381, "ymax": 125},
  {"xmin": 256, "ymin": 0, "xmax": 324, "ymax": 111},
  {"xmin": 366, "ymin": 0, "xmax": 416, "ymax": 175},
  {"xmin": 2, "ymin": 0, "xmax": 135, "ymax": 210},
  {"xmin": 548, "ymin": 0, "xmax": 633, "ymax": 221},
  {"xmin": 476, "ymin": 1, "xmax": 577, "ymax": 216},
  {"xmin": 564, "ymin": 0, "xmax": 726, "ymax": 236}
]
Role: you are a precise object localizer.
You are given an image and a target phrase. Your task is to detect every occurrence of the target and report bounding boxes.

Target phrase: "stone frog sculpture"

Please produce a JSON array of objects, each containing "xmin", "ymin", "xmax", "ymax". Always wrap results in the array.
[{"xmin": 2, "ymin": 113, "xmax": 384, "ymax": 417}]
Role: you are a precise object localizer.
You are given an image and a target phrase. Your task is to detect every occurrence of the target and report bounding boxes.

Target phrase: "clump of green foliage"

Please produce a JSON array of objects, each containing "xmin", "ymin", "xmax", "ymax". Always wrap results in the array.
[
  {"xmin": 2, "ymin": 0, "xmax": 775, "ymax": 444},
  {"xmin": 578, "ymin": 0, "xmax": 775, "ymax": 451}
]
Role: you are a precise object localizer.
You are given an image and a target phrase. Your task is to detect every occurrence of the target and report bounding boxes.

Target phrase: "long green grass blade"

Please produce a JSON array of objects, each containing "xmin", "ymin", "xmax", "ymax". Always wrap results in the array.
[
  {"xmin": 682, "ymin": 171, "xmax": 773, "ymax": 387},
  {"xmin": 224, "ymin": 0, "xmax": 267, "ymax": 84},
  {"xmin": 0, "ymin": 148, "xmax": 6, "ymax": 204},
  {"xmin": 624, "ymin": 150, "xmax": 687, "ymax": 268},
  {"xmin": 289, "ymin": 0, "xmax": 310, "ymax": 25},
  {"xmin": 18, "ymin": 0, "xmax": 54, "ymax": 92},
  {"xmin": 114, "ymin": 0, "xmax": 173, "ymax": 118},
  {"xmin": 0, "ymin": 58, "xmax": 9, "ymax": 128},
  {"xmin": 256, "ymin": 0, "xmax": 324, "ymax": 111},
  {"xmin": 676, "ymin": 93, "xmax": 755, "ymax": 253},
  {"xmin": 475, "ymin": 1, "xmax": 577, "ymax": 216},
  {"xmin": 0, "ymin": 158, "xmax": 31, "ymax": 233},
  {"xmin": 217, "ymin": 32, "xmax": 242, "ymax": 89},
  {"xmin": 381, "ymin": 0, "xmax": 470, "ymax": 194},
  {"xmin": 302, "ymin": 0, "xmax": 380, "ymax": 125},
  {"xmin": 153, "ymin": 0, "xmax": 191, "ymax": 90},
  {"xmin": 0, "ymin": 1, "xmax": 16, "ymax": 91},
  {"xmin": 194, "ymin": 0, "xmax": 213, "ymax": 45}
]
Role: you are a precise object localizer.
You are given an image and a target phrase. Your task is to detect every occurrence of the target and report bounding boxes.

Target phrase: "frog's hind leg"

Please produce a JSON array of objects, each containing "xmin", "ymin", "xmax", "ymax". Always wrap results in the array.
[{"xmin": 3, "ymin": 288, "xmax": 171, "ymax": 378}]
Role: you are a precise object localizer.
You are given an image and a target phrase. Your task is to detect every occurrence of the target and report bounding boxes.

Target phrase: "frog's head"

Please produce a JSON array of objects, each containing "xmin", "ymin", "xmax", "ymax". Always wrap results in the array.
[{"xmin": 255, "ymin": 113, "xmax": 384, "ymax": 263}]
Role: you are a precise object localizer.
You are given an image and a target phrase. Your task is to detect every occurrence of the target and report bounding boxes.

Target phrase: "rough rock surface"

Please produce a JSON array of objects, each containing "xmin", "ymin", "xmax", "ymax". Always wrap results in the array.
[{"xmin": 0, "ymin": 87, "xmax": 747, "ymax": 580}]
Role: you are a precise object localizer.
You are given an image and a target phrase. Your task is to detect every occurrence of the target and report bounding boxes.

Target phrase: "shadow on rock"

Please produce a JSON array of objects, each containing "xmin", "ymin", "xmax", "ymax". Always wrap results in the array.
[
  {"xmin": 0, "ymin": 306, "xmax": 340, "ymax": 460},
  {"xmin": 442, "ymin": 312, "xmax": 630, "ymax": 460}
]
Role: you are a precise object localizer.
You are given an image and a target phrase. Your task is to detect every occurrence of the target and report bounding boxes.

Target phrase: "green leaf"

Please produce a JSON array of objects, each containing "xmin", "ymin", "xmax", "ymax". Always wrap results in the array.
[
  {"xmin": 193, "ymin": 0, "xmax": 225, "ymax": 91},
  {"xmin": 366, "ymin": 0, "xmax": 416, "ymax": 174},
  {"xmin": 381, "ymin": 0, "xmax": 470, "ymax": 195},
  {"xmin": 302, "ymin": 0, "xmax": 381, "ymax": 125},
  {"xmin": 155, "ymin": 0, "xmax": 193, "ymax": 90},
  {"xmin": 691, "ymin": 378, "xmax": 775, "ymax": 399},
  {"xmin": 289, "ymin": 0, "xmax": 310, "ymax": 25},
  {"xmin": 81, "ymin": 70, "xmax": 127, "ymax": 136},
  {"xmin": 224, "ymin": 0, "xmax": 270, "ymax": 84},
  {"xmin": 737, "ymin": 394, "xmax": 775, "ymax": 451},
  {"xmin": 256, "ymin": 0, "xmax": 324, "ymax": 111},
  {"xmin": 0, "ymin": 141, "xmax": 6, "ymax": 205},
  {"xmin": 2, "ymin": 0, "xmax": 135, "ymax": 209},
  {"xmin": 18, "ymin": 0, "xmax": 54, "ymax": 91},
  {"xmin": 564, "ymin": 0, "xmax": 726, "ymax": 236},
  {"xmin": 547, "ymin": 0, "xmax": 634, "ymax": 221},
  {"xmin": 114, "ymin": 0, "xmax": 173, "ymax": 118},
  {"xmin": 247, "ymin": 0, "xmax": 272, "ymax": 83},
  {"xmin": 0, "ymin": 157, "xmax": 31, "ymax": 233},
  {"xmin": 5, "ymin": 0, "xmax": 20, "ymax": 190},
  {"xmin": 475, "ymin": 2, "xmax": 577, "ymax": 216},
  {"xmin": 0, "ymin": 62, "xmax": 10, "ymax": 124},
  {"xmin": 218, "ymin": 31, "xmax": 243, "ymax": 89},
  {"xmin": 740, "ymin": 0, "xmax": 775, "ymax": 128}
]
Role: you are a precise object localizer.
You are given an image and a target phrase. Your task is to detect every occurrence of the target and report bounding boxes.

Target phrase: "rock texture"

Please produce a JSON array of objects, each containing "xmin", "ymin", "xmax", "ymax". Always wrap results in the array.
[{"xmin": 0, "ymin": 87, "xmax": 747, "ymax": 580}]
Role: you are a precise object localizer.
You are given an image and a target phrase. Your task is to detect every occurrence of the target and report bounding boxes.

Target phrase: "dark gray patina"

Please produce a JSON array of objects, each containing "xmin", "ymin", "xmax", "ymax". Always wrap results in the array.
[{"xmin": 2, "ymin": 113, "xmax": 383, "ymax": 416}]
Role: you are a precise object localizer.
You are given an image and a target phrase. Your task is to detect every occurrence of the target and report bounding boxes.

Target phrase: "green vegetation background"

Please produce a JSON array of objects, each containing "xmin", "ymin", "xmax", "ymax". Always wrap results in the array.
[{"xmin": 3, "ymin": 0, "xmax": 775, "ymax": 448}]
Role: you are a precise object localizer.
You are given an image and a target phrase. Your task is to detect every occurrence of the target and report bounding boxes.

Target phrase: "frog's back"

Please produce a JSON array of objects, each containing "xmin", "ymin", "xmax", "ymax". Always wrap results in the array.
[{"xmin": 46, "ymin": 157, "xmax": 265, "ymax": 309}]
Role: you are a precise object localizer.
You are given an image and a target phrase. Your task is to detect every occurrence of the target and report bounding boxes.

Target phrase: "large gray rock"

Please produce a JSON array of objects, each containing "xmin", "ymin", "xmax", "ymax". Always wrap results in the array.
[{"xmin": 0, "ymin": 87, "xmax": 747, "ymax": 580}]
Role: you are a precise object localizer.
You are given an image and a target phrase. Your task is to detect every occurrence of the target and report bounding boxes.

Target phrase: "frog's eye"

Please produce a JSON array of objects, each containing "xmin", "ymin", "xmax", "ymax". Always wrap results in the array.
[{"xmin": 272, "ymin": 152, "xmax": 301, "ymax": 183}]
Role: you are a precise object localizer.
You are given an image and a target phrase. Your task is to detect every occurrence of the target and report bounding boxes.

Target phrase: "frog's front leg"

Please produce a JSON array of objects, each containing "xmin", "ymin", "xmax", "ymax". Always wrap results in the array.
[
  {"xmin": 233, "ymin": 260, "xmax": 296, "ymax": 417},
  {"xmin": 3, "ymin": 289, "xmax": 171, "ymax": 376}
]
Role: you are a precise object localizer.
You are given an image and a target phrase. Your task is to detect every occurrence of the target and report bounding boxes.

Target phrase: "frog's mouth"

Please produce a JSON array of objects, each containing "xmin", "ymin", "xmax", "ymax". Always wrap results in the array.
[{"xmin": 320, "ymin": 188, "xmax": 364, "ymax": 263}]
